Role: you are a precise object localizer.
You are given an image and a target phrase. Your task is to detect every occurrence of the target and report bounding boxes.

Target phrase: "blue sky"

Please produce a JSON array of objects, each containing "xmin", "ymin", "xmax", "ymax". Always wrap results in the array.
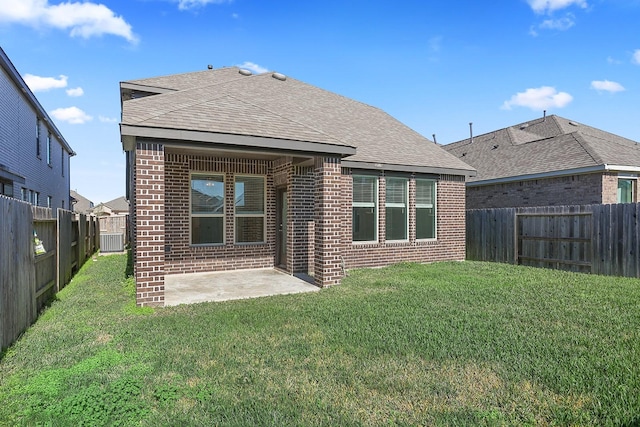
[{"xmin": 1, "ymin": 0, "xmax": 639, "ymax": 204}]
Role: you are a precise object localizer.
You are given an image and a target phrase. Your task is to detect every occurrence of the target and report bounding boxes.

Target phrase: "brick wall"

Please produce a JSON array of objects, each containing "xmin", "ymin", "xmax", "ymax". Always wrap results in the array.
[
  {"xmin": 164, "ymin": 153, "xmax": 275, "ymax": 275},
  {"xmin": 601, "ymin": 172, "xmax": 618, "ymax": 205},
  {"xmin": 342, "ymin": 172, "xmax": 466, "ymax": 268},
  {"xmin": 135, "ymin": 143, "xmax": 165, "ymax": 306},
  {"xmin": 466, "ymin": 173, "xmax": 606, "ymax": 209},
  {"xmin": 314, "ymin": 157, "xmax": 344, "ymax": 286}
]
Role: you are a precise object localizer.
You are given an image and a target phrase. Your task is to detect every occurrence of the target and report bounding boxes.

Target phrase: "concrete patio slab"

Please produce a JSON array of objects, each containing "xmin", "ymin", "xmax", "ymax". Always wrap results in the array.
[{"xmin": 164, "ymin": 268, "xmax": 319, "ymax": 306}]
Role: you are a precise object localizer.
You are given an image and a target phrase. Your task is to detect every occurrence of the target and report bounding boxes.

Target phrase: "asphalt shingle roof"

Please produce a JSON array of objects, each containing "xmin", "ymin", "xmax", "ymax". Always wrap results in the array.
[
  {"xmin": 443, "ymin": 115, "xmax": 640, "ymax": 182},
  {"xmin": 121, "ymin": 68, "xmax": 474, "ymax": 174}
]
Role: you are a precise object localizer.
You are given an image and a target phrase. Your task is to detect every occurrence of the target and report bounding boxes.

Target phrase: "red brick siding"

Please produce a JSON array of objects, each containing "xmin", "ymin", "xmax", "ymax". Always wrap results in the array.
[
  {"xmin": 342, "ymin": 172, "xmax": 466, "ymax": 268},
  {"xmin": 466, "ymin": 173, "xmax": 607, "ymax": 209},
  {"xmin": 163, "ymin": 153, "xmax": 275, "ymax": 274},
  {"xmin": 134, "ymin": 143, "xmax": 165, "ymax": 307},
  {"xmin": 314, "ymin": 157, "xmax": 344, "ymax": 286}
]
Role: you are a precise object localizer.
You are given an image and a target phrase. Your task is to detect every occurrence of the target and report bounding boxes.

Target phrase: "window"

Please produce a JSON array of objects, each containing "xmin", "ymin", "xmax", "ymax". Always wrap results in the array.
[
  {"xmin": 33, "ymin": 192, "xmax": 39, "ymax": 206},
  {"xmin": 21, "ymin": 188, "xmax": 27, "ymax": 202},
  {"xmin": 0, "ymin": 179, "xmax": 13, "ymax": 197},
  {"xmin": 235, "ymin": 175, "xmax": 265, "ymax": 243},
  {"xmin": 352, "ymin": 175, "xmax": 378, "ymax": 242},
  {"xmin": 36, "ymin": 119, "xmax": 41, "ymax": 157},
  {"xmin": 416, "ymin": 179, "xmax": 436, "ymax": 239},
  {"xmin": 385, "ymin": 177, "xmax": 408, "ymax": 241},
  {"xmin": 618, "ymin": 178, "xmax": 635, "ymax": 203},
  {"xmin": 46, "ymin": 133, "xmax": 52, "ymax": 165},
  {"xmin": 47, "ymin": 196, "xmax": 52, "ymax": 208},
  {"xmin": 191, "ymin": 174, "xmax": 224, "ymax": 245},
  {"xmin": 61, "ymin": 151, "xmax": 64, "ymax": 176}
]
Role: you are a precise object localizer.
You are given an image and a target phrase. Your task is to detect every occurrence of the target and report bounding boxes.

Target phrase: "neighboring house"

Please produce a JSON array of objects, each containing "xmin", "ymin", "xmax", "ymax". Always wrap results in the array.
[
  {"xmin": 0, "ymin": 47, "xmax": 75, "ymax": 210},
  {"xmin": 444, "ymin": 114, "xmax": 640, "ymax": 209},
  {"xmin": 71, "ymin": 190, "xmax": 94, "ymax": 214},
  {"xmin": 93, "ymin": 196, "xmax": 129, "ymax": 217},
  {"xmin": 120, "ymin": 67, "xmax": 475, "ymax": 306}
]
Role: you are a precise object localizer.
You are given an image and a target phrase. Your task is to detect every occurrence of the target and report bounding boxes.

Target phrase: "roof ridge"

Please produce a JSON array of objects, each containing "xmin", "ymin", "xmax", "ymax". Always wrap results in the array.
[{"xmin": 570, "ymin": 132, "xmax": 602, "ymax": 165}]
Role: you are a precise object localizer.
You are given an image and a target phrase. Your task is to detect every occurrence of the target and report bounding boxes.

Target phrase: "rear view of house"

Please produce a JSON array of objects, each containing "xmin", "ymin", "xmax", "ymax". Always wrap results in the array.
[
  {"xmin": 444, "ymin": 114, "xmax": 640, "ymax": 209},
  {"xmin": 120, "ymin": 67, "xmax": 475, "ymax": 306}
]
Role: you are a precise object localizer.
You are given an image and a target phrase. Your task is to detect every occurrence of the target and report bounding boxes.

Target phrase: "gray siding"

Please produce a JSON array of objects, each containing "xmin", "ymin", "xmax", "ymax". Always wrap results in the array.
[{"xmin": 0, "ymin": 63, "xmax": 71, "ymax": 210}]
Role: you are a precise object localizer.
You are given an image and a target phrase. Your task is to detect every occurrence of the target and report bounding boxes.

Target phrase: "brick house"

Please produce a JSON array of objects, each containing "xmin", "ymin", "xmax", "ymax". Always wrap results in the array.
[
  {"xmin": 1, "ymin": 47, "xmax": 75, "ymax": 210},
  {"xmin": 120, "ymin": 67, "xmax": 475, "ymax": 306},
  {"xmin": 444, "ymin": 114, "xmax": 640, "ymax": 209}
]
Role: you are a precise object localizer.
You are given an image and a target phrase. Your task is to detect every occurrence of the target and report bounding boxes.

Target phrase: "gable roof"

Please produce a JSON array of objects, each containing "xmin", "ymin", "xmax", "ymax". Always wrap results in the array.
[
  {"xmin": 443, "ymin": 115, "xmax": 640, "ymax": 185},
  {"xmin": 103, "ymin": 196, "xmax": 129, "ymax": 212},
  {"xmin": 70, "ymin": 190, "xmax": 94, "ymax": 214},
  {"xmin": 120, "ymin": 67, "xmax": 475, "ymax": 176}
]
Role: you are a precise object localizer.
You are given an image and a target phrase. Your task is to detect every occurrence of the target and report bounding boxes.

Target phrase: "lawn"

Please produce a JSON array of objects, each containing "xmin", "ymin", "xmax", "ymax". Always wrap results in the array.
[{"xmin": 1, "ymin": 255, "xmax": 639, "ymax": 426}]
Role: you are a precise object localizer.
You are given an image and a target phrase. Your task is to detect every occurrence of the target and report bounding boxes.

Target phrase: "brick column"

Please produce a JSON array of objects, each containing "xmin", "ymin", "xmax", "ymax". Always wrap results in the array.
[
  {"xmin": 135, "ymin": 142, "xmax": 165, "ymax": 306},
  {"xmin": 314, "ymin": 156, "xmax": 343, "ymax": 287}
]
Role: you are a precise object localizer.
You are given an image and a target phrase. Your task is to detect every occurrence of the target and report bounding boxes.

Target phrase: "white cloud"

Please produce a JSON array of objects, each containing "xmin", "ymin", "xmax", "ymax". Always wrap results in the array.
[
  {"xmin": 539, "ymin": 16, "xmax": 575, "ymax": 30},
  {"xmin": 591, "ymin": 80, "xmax": 625, "ymax": 93},
  {"xmin": 23, "ymin": 73, "xmax": 68, "ymax": 92},
  {"xmin": 177, "ymin": 0, "xmax": 232, "ymax": 11},
  {"xmin": 527, "ymin": 0, "xmax": 588, "ymax": 14},
  {"xmin": 0, "ymin": 0, "xmax": 138, "ymax": 43},
  {"xmin": 502, "ymin": 86, "xmax": 573, "ymax": 110},
  {"xmin": 51, "ymin": 106, "xmax": 93, "ymax": 124},
  {"xmin": 66, "ymin": 87, "xmax": 84, "ymax": 97},
  {"xmin": 237, "ymin": 61, "xmax": 269, "ymax": 74},
  {"xmin": 633, "ymin": 49, "xmax": 640, "ymax": 65},
  {"xmin": 99, "ymin": 115, "xmax": 118, "ymax": 123},
  {"xmin": 607, "ymin": 56, "xmax": 622, "ymax": 65}
]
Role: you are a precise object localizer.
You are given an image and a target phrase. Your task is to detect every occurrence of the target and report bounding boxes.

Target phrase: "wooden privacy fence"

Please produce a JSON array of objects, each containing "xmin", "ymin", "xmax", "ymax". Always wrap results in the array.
[
  {"xmin": 1, "ymin": 196, "xmax": 99, "ymax": 351},
  {"xmin": 466, "ymin": 203, "xmax": 640, "ymax": 278}
]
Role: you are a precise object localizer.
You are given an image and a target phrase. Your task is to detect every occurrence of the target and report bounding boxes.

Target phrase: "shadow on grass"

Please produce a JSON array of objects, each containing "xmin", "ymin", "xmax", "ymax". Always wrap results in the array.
[{"xmin": 125, "ymin": 249, "xmax": 134, "ymax": 278}]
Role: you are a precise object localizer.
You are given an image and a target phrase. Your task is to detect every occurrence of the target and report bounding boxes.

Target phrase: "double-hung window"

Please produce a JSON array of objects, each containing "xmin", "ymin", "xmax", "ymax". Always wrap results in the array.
[
  {"xmin": 235, "ymin": 175, "xmax": 265, "ymax": 243},
  {"xmin": 46, "ymin": 133, "xmax": 52, "ymax": 165},
  {"xmin": 191, "ymin": 174, "xmax": 224, "ymax": 245},
  {"xmin": 416, "ymin": 179, "xmax": 436, "ymax": 239},
  {"xmin": 617, "ymin": 178, "xmax": 635, "ymax": 203},
  {"xmin": 385, "ymin": 177, "xmax": 408, "ymax": 241},
  {"xmin": 352, "ymin": 175, "xmax": 378, "ymax": 242},
  {"xmin": 36, "ymin": 119, "xmax": 41, "ymax": 157}
]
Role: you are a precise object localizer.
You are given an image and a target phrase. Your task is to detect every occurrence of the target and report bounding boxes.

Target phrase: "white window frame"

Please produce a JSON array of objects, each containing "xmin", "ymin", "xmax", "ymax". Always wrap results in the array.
[
  {"xmin": 617, "ymin": 174, "xmax": 637, "ymax": 203},
  {"xmin": 385, "ymin": 177, "xmax": 408, "ymax": 242},
  {"xmin": 352, "ymin": 175, "xmax": 379, "ymax": 243},
  {"xmin": 234, "ymin": 174, "xmax": 266, "ymax": 244},
  {"xmin": 46, "ymin": 133, "xmax": 52, "ymax": 165},
  {"xmin": 416, "ymin": 178, "xmax": 437, "ymax": 240},
  {"xmin": 190, "ymin": 173, "xmax": 225, "ymax": 246}
]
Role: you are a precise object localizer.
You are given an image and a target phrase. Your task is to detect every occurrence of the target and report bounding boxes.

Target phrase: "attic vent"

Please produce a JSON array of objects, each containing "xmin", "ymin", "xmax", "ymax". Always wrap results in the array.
[
  {"xmin": 569, "ymin": 121, "xmax": 578, "ymax": 126},
  {"xmin": 272, "ymin": 72, "xmax": 287, "ymax": 81},
  {"xmin": 520, "ymin": 123, "xmax": 529, "ymax": 130},
  {"xmin": 239, "ymin": 69, "xmax": 252, "ymax": 76},
  {"xmin": 461, "ymin": 152, "xmax": 467, "ymax": 157}
]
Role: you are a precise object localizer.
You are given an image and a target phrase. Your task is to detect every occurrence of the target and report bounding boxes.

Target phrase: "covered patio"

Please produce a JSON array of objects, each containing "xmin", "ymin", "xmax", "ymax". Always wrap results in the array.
[{"xmin": 163, "ymin": 268, "xmax": 319, "ymax": 306}]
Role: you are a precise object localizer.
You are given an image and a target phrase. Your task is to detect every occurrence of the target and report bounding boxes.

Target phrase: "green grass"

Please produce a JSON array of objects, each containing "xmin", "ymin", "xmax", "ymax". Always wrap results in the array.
[{"xmin": 1, "ymin": 255, "xmax": 639, "ymax": 426}]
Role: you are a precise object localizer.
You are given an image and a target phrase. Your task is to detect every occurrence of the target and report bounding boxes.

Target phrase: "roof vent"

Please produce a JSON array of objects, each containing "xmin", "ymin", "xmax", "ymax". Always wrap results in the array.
[
  {"xmin": 569, "ymin": 121, "xmax": 578, "ymax": 126},
  {"xmin": 207, "ymin": 65, "xmax": 213, "ymax": 70},
  {"xmin": 272, "ymin": 72, "xmax": 287, "ymax": 81},
  {"xmin": 492, "ymin": 145, "xmax": 499, "ymax": 150},
  {"xmin": 520, "ymin": 123, "xmax": 529, "ymax": 130},
  {"xmin": 238, "ymin": 69, "xmax": 252, "ymax": 76}
]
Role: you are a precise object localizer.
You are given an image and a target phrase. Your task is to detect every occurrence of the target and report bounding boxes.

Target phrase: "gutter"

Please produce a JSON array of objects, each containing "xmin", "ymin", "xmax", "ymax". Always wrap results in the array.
[{"xmin": 467, "ymin": 164, "xmax": 640, "ymax": 187}]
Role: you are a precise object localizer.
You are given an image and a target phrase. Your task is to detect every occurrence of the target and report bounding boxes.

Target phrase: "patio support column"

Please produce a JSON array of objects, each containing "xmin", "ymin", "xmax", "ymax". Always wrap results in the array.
[
  {"xmin": 135, "ymin": 142, "xmax": 165, "ymax": 306},
  {"xmin": 314, "ymin": 156, "xmax": 343, "ymax": 287}
]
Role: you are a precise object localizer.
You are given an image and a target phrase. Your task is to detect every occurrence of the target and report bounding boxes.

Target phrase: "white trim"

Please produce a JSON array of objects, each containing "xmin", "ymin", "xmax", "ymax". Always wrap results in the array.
[
  {"xmin": 468, "ymin": 164, "xmax": 640, "ymax": 187},
  {"xmin": 385, "ymin": 177, "xmax": 408, "ymax": 242},
  {"xmin": 352, "ymin": 175, "xmax": 379, "ymax": 244},
  {"xmin": 415, "ymin": 178, "xmax": 437, "ymax": 241}
]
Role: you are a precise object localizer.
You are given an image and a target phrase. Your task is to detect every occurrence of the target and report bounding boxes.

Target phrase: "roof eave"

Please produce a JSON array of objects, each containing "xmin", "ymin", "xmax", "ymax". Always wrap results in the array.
[
  {"xmin": 0, "ymin": 47, "xmax": 75, "ymax": 156},
  {"xmin": 467, "ymin": 164, "xmax": 640, "ymax": 187},
  {"xmin": 342, "ymin": 160, "xmax": 476, "ymax": 177},
  {"xmin": 120, "ymin": 124, "xmax": 357, "ymax": 157}
]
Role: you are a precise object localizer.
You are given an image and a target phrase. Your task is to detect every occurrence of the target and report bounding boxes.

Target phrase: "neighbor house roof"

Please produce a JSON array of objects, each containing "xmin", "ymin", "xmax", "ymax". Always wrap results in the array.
[
  {"xmin": 120, "ymin": 67, "xmax": 475, "ymax": 176},
  {"xmin": 70, "ymin": 190, "xmax": 94, "ymax": 214},
  {"xmin": 444, "ymin": 115, "xmax": 640, "ymax": 186},
  {"xmin": 102, "ymin": 196, "xmax": 129, "ymax": 213}
]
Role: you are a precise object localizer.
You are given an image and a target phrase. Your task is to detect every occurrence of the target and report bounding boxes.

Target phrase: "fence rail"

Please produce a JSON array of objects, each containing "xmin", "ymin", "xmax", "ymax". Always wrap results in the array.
[
  {"xmin": 1, "ymin": 196, "xmax": 99, "ymax": 351},
  {"xmin": 467, "ymin": 203, "xmax": 640, "ymax": 278}
]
